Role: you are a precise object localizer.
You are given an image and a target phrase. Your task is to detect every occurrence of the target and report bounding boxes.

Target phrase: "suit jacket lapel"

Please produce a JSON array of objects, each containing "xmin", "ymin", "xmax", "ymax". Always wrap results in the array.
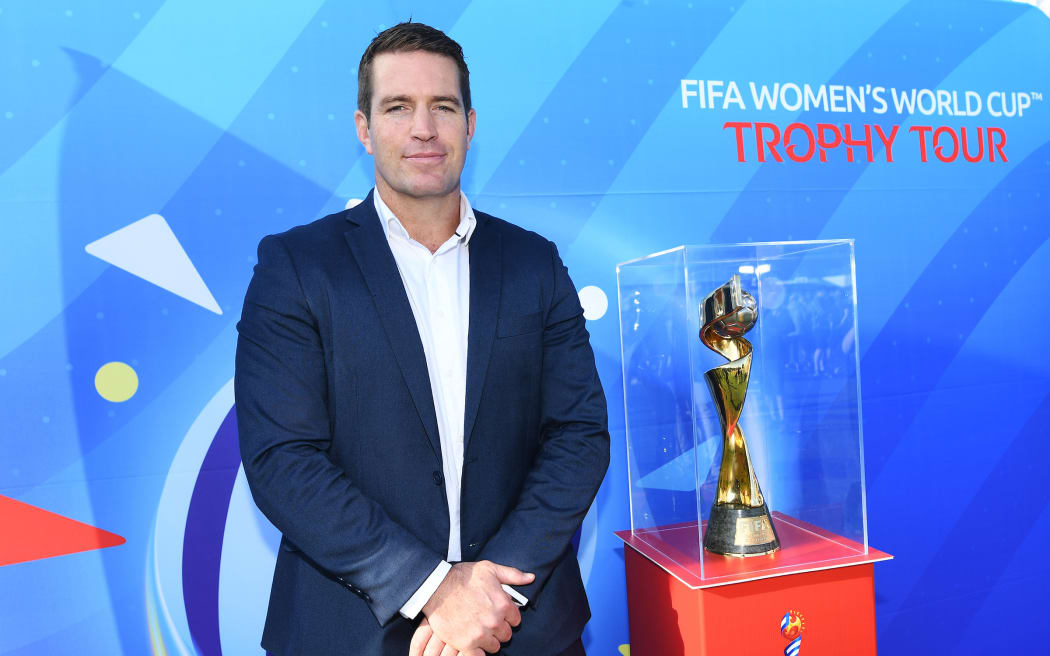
[
  {"xmin": 343, "ymin": 192, "xmax": 442, "ymax": 461},
  {"xmin": 463, "ymin": 218, "xmax": 501, "ymax": 453}
]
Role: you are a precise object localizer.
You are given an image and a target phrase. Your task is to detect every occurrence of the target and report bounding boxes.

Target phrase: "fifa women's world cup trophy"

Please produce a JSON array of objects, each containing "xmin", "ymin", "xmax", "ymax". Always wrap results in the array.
[{"xmin": 699, "ymin": 275, "xmax": 781, "ymax": 557}]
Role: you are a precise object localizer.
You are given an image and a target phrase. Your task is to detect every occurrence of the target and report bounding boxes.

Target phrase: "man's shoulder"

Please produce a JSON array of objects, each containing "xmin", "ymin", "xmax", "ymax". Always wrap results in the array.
[
  {"xmin": 474, "ymin": 209, "xmax": 554, "ymax": 255},
  {"xmin": 262, "ymin": 210, "xmax": 352, "ymax": 253}
]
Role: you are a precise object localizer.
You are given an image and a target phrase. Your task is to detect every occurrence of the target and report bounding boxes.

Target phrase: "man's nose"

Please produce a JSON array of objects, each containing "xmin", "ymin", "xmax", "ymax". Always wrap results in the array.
[{"xmin": 410, "ymin": 108, "xmax": 437, "ymax": 141}]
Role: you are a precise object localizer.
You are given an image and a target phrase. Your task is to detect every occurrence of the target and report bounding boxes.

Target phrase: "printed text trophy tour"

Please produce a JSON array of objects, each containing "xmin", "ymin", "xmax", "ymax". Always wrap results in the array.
[{"xmin": 699, "ymin": 274, "xmax": 780, "ymax": 556}]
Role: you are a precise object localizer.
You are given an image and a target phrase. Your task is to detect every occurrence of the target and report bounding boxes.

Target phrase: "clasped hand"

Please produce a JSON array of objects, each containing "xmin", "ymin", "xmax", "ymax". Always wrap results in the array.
[{"xmin": 408, "ymin": 560, "xmax": 534, "ymax": 656}]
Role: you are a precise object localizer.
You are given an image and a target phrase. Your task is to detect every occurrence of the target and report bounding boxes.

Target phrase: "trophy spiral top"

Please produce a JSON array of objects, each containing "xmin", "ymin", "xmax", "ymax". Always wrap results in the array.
[{"xmin": 700, "ymin": 275, "xmax": 757, "ymax": 359}]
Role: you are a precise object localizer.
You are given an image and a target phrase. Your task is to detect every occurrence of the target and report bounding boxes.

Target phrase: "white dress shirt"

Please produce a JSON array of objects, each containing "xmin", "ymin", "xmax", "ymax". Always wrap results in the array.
[
  {"xmin": 375, "ymin": 190, "xmax": 528, "ymax": 620},
  {"xmin": 374, "ymin": 190, "xmax": 469, "ymax": 620},
  {"xmin": 376, "ymin": 187, "xmax": 474, "ymax": 560}
]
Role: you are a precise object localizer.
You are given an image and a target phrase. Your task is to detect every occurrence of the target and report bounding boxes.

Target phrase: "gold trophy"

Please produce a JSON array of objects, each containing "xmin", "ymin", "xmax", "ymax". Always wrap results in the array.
[{"xmin": 699, "ymin": 275, "xmax": 780, "ymax": 556}]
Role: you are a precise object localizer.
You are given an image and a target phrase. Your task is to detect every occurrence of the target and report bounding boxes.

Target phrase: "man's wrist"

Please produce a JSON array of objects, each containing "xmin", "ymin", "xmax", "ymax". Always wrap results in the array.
[{"xmin": 399, "ymin": 560, "xmax": 452, "ymax": 620}]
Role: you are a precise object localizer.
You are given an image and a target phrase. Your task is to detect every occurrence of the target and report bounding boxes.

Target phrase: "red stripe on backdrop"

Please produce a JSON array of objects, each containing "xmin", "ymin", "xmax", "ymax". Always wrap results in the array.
[{"xmin": 0, "ymin": 494, "xmax": 125, "ymax": 566}]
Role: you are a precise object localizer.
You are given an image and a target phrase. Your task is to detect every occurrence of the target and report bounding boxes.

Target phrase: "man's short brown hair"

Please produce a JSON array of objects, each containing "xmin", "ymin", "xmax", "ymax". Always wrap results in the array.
[{"xmin": 357, "ymin": 21, "xmax": 471, "ymax": 120}]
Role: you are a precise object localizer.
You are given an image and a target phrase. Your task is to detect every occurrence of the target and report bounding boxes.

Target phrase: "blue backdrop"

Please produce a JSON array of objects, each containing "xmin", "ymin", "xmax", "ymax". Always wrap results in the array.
[{"xmin": 1, "ymin": 1, "xmax": 1048, "ymax": 654}]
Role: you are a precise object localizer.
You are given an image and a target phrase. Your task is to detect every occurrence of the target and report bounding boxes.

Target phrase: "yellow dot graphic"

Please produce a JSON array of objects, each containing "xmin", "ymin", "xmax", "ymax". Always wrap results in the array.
[
  {"xmin": 618, "ymin": 645, "xmax": 630, "ymax": 656},
  {"xmin": 94, "ymin": 362, "xmax": 139, "ymax": 402}
]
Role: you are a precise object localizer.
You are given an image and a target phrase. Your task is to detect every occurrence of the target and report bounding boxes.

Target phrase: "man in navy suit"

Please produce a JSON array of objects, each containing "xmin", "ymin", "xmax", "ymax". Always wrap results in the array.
[{"xmin": 235, "ymin": 22, "xmax": 609, "ymax": 656}]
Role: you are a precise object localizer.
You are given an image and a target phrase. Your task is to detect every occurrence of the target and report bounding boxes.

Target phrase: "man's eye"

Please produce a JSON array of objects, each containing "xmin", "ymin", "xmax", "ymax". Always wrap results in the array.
[
  {"xmin": 387, "ymin": 105, "xmax": 407, "ymax": 113},
  {"xmin": 435, "ymin": 105, "xmax": 455, "ymax": 112}
]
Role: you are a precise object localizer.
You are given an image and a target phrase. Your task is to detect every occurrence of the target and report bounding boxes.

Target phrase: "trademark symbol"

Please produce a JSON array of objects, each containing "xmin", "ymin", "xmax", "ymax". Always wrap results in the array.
[{"xmin": 1033, "ymin": 91, "xmax": 1044, "ymax": 102}]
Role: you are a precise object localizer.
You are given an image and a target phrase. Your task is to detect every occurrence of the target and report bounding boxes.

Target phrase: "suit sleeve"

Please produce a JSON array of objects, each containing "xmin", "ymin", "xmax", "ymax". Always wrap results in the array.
[
  {"xmin": 235, "ymin": 234, "xmax": 444, "ymax": 626},
  {"xmin": 476, "ymin": 241, "xmax": 610, "ymax": 604}
]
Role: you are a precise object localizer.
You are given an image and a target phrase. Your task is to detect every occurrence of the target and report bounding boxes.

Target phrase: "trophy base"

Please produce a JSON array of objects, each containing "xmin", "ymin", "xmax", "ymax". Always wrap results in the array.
[{"xmin": 703, "ymin": 503, "xmax": 781, "ymax": 557}]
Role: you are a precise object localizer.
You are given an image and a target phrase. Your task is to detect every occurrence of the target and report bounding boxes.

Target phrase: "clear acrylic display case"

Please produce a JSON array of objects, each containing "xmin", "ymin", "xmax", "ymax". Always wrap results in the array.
[{"xmin": 617, "ymin": 240, "xmax": 868, "ymax": 585}]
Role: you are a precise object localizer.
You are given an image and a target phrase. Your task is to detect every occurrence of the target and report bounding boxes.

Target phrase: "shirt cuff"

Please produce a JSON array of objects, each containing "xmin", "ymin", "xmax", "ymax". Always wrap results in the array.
[
  {"xmin": 501, "ymin": 584, "xmax": 528, "ymax": 607},
  {"xmin": 400, "ymin": 561, "xmax": 452, "ymax": 620}
]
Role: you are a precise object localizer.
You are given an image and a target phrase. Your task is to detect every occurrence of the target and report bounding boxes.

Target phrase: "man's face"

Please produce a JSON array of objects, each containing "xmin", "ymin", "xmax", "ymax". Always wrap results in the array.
[{"xmin": 355, "ymin": 50, "xmax": 475, "ymax": 203}]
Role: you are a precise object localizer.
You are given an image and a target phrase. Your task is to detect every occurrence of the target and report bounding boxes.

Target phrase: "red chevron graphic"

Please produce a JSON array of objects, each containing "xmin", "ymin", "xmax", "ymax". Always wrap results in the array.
[{"xmin": 0, "ymin": 494, "xmax": 126, "ymax": 566}]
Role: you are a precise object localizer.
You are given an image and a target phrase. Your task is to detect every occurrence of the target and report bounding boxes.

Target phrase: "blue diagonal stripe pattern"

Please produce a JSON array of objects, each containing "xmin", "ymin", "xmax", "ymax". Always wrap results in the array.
[
  {"xmin": 862, "ymin": 140, "xmax": 1050, "ymax": 484},
  {"xmin": 880, "ymin": 389, "xmax": 1050, "ymax": 653},
  {"xmin": 478, "ymin": 2, "xmax": 738, "ymax": 245}
]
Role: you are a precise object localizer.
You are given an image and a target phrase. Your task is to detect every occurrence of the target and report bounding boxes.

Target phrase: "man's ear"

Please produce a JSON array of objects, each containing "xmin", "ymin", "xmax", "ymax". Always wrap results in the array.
[
  {"xmin": 354, "ymin": 109, "xmax": 373, "ymax": 154},
  {"xmin": 466, "ymin": 107, "xmax": 476, "ymax": 150}
]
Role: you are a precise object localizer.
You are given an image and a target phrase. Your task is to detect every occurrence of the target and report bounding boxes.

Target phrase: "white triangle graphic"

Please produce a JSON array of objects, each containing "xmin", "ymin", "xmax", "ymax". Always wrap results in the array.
[{"xmin": 85, "ymin": 214, "xmax": 222, "ymax": 315}]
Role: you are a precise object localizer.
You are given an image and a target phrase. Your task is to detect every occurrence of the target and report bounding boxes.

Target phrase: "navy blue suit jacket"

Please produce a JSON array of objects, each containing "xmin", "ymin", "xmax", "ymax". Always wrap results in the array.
[{"xmin": 235, "ymin": 191, "xmax": 609, "ymax": 655}]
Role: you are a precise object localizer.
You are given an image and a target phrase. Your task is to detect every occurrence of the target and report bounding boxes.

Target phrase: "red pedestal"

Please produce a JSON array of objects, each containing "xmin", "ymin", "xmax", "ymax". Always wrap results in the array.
[{"xmin": 616, "ymin": 514, "xmax": 891, "ymax": 656}]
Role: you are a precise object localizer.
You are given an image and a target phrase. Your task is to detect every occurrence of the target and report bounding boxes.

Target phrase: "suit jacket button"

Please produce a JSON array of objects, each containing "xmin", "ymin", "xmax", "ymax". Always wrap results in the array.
[{"xmin": 433, "ymin": 471, "xmax": 444, "ymax": 486}]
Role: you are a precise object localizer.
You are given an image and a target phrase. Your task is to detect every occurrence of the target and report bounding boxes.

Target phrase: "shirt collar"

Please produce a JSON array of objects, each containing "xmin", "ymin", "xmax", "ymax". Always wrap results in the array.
[{"xmin": 374, "ymin": 187, "xmax": 477, "ymax": 246}]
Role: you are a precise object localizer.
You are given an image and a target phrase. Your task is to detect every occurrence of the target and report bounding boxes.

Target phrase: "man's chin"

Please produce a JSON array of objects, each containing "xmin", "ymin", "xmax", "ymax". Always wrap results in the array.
[{"xmin": 392, "ymin": 181, "xmax": 459, "ymax": 200}]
